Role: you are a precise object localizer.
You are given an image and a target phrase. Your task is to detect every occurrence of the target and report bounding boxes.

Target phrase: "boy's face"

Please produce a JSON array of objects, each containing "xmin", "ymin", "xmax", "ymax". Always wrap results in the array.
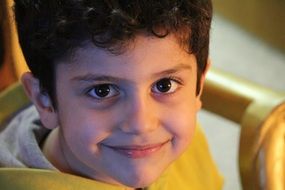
[{"xmin": 41, "ymin": 34, "xmax": 205, "ymax": 188}]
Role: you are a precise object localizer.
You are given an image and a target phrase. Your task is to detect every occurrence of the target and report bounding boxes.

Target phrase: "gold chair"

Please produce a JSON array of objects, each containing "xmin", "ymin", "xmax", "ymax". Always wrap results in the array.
[
  {"xmin": 0, "ymin": 0, "xmax": 28, "ymax": 90},
  {"xmin": 0, "ymin": 0, "xmax": 284, "ymax": 189},
  {"xmin": 202, "ymin": 68, "xmax": 285, "ymax": 190}
]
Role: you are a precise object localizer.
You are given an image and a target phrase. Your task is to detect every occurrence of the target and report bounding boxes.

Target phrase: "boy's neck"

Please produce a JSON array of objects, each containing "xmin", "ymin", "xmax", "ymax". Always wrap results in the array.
[{"xmin": 42, "ymin": 128, "xmax": 72, "ymax": 172}]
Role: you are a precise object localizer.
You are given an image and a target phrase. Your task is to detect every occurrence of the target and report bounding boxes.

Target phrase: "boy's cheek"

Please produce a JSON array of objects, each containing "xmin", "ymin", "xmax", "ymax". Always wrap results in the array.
[{"xmin": 164, "ymin": 111, "xmax": 196, "ymax": 135}]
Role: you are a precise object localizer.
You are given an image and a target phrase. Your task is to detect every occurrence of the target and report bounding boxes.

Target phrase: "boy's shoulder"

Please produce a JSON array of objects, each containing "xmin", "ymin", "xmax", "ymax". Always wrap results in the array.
[{"xmin": 2, "ymin": 105, "xmax": 39, "ymax": 128}]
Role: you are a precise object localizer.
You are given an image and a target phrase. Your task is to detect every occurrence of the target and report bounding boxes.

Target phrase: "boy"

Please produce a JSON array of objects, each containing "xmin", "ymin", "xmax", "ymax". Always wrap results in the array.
[{"xmin": 0, "ymin": 0, "xmax": 223, "ymax": 189}]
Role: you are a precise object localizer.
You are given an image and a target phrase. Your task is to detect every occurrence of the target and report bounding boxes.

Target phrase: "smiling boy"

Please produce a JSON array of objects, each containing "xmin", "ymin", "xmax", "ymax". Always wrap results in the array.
[{"xmin": 0, "ymin": 0, "xmax": 223, "ymax": 189}]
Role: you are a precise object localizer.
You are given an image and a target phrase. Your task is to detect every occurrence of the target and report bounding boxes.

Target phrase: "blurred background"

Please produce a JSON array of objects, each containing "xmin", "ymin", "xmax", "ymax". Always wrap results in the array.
[
  {"xmin": 200, "ymin": 1, "xmax": 285, "ymax": 189},
  {"xmin": 0, "ymin": 0, "xmax": 285, "ymax": 189}
]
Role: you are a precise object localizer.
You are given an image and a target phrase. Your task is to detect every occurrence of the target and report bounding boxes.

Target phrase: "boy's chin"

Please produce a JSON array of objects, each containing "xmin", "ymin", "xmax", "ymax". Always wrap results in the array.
[
  {"xmin": 123, "ymin": 177, "xmax": 157, "ymax": 189},
  {"xmin": 118, "ymin": 169, "xmax": 165, "ymax": 189}
]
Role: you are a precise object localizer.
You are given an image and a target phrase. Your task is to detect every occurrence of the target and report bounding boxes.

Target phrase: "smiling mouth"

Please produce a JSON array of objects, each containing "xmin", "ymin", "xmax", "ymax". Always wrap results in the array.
[{"xmin": 102, "ymin": 140, "xmax": 170, "ymax": 159}]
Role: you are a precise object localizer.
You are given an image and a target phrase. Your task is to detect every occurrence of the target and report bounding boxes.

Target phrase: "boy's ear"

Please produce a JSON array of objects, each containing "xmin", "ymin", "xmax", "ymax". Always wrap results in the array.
[
  {"xmin": 21, "ymin": 72, "xmax": 58, "ymax": 129},
  {"xmin": 195, "ymin": 58, "xmax": 211, "ymax": 110}
]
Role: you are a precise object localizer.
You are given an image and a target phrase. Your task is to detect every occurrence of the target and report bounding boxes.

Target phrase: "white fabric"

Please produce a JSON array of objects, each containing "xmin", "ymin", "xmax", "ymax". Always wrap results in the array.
[{"xmin": 0, "ymin": 106, "xmax": 56, "ymax": 170}]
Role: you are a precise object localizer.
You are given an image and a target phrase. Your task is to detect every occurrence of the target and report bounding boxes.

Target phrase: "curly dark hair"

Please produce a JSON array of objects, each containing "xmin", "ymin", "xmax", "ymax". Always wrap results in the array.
[{"xmin": 14, "ymin": 0, "xmax": 212, "ymax": 106}]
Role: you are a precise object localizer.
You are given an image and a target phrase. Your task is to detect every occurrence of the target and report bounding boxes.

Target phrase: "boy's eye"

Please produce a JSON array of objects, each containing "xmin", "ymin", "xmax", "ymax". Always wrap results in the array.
[
  {"xmin": 152, "ymin": 78, "xmax": 179, "ymax": 94},
  {"xmin": 87, "ymin": 84, "xmax": 119, "ymax": 99}
]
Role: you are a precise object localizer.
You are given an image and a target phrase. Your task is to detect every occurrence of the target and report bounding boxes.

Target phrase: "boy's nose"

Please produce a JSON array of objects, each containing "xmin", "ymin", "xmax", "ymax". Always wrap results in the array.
[{"xmin": 119, "ymin": 95, "xmax": 159, "ymax": 134}]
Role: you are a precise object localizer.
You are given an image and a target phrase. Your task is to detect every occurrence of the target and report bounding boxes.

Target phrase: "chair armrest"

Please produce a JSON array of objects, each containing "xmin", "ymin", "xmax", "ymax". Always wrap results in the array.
[
  {"xmin": 202, "ymin": 67, "xmax": 285, "ymax": 190},
  {"xmin": 0, "ymin": 168, "xmax": 110, "ymax": 190}
]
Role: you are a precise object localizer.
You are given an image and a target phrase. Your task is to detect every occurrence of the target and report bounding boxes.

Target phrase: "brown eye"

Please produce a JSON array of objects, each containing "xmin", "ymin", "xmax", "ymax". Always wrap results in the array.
[
  {"xmin": 156, "ymin": 79, "xmax": 172, "ymax": 92},
  {"xmin": 88, "ymin": 84, "xmax": 119, "ymax": 99},
  {"xmin": 152, "ymin": 78, "xmax": 179, "ymax": 94},
  {"xmin": 95, "ymin": 84, "xmax": 111, "ymax": 97}
]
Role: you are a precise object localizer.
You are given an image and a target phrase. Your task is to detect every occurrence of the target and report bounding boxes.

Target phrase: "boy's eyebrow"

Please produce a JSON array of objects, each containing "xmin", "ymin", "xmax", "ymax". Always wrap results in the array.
[
  {"xmin": 152, "ymin": 64, "xmax": 192, "ymax": 77},
  {"xmin": 71, "ymin": 64, "xmax": 192, "ymax": 83},
  {"xmin": 71, "ymin": 75, "xmax": 125, "ymax": 83}
]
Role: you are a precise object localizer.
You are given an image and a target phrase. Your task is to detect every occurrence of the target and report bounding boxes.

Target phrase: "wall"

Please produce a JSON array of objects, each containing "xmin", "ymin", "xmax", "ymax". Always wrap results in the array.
[{"xmin": 213, "ymin": 0, "xmax": 285, "ymax": 53}]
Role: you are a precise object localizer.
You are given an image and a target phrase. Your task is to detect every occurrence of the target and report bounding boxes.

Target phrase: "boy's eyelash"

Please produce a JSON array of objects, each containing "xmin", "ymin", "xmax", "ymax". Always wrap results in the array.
[
  {"xmin": 84, "ymin": 84, "xmax": 115, "ymax": 95},
  {"xmin": 165, "ymin": 76, "xmax": 184, "ymax": 85}
]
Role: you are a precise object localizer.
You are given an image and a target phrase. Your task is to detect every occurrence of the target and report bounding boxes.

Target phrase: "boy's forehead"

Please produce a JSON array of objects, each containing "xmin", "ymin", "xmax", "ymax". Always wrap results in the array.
[
  {"xmin": 55, "ymin": 34, "xmax": 197, "ymax": 80},
  {"xmin": 64, "ymin": 34, "xmax": 191, "ymax": 65}
]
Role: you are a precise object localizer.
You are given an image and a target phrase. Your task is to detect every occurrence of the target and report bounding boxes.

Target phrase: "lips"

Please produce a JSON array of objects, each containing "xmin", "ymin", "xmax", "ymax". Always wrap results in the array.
[{"xmin": 102, "ymin": 140, "xmax": 169, "ymax": 159}]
